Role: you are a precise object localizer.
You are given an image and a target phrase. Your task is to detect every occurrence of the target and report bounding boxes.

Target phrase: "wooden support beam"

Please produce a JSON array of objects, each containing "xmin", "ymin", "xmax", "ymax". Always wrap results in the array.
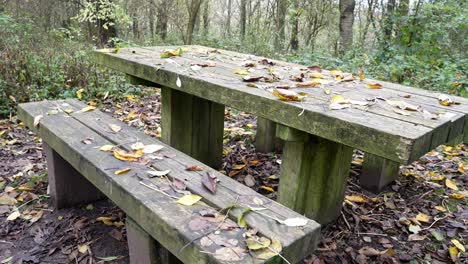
[
  {"xmin": 43, "ymin": 143, "xmax": 104, "ymax": 209},
  {"xmin": 255, "ymin": 117, "xmax": 280, "ymax": 153},
  {"xmin": 360, "ymin": 154, "xmax": 400, "ymax": 193},
  {"xmin": 126, "ymin": 217, "xmax": 182, "ymax": 264},
  {"xmin": 161, "ymin": 86, "xmax": 224, "ymax": 169},
  {"xmin": 277, "ymin": 125, "xmax": 353, "ymax": 224}
]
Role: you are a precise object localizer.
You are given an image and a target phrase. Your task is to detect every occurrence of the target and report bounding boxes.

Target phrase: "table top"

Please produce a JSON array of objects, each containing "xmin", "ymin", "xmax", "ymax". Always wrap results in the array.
[{"xmin": 93, "ymin": 45, "xmax": 467, "ymax": 163}]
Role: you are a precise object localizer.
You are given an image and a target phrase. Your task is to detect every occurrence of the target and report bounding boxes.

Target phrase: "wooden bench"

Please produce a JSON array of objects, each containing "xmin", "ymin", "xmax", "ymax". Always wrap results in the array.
[
  {"xmin": 18, "ymin": 99, "xmax": 320, "ymax": 264},
  {"xmin": 92, "ymin": 45, "xmax": 467, "ymax": 224}
]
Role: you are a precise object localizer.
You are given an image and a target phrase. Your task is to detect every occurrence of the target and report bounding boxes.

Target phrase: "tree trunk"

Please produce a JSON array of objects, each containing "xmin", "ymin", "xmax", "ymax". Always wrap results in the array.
[
  {"xmin": 275, "ymin": 0, "xmax": 288, "ymax": 50},
  {"xmin": 240, "ymin": 0, "xmax": 247, "ymax": 41},
  {"xmin": 289, "ymin": 0, "xmax": 300, "ymax": 52},
  {"xmin": 156, "ymin": 0, "xmax": 169, "ymax": 41},
  {"xmin": 383, "ymin": 0, "xmax": 396, "ymax": 42},
  {"xmin": 186, "ymin": 0, "xmax": 204, "ymax": 45},
  {"xmin": 202, "ymin": 0, "xmax": 209, "ymax": 36},
  {"xmin": 96, "ymin": 0, "xmax": 117, "ymax": 48},
  {"xmin": 339, "ymin": 0, "xmax": 355, "ymax": 55},
  {"xmin": 149, "ymin": 0, "xmax": 156, "ymax": 40},
  {"xmin": 225, "ymin": 0, "xmax": 232, "ymax": 37}
]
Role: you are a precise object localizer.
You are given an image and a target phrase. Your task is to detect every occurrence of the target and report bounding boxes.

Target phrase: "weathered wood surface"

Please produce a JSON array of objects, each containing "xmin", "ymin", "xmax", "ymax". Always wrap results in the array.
[
  {"xmin": 92, "ymin": 46, "xmax": 467, "ymax": 164},
  {"xmin": 19, "ymin": 99, "xmax": 320, "ymax": 263},
  {"xmin": 360, "ymin": 154, "xmax": 401, "ymax": 193}
]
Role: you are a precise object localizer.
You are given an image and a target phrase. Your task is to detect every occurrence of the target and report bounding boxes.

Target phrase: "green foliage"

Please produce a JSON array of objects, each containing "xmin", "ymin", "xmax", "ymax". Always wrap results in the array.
[
  {"xmin": 0, "ymin": 14, "xmax": 135, "ymax": 117},
  {"xmin": 75, "ymin": 0, "xmax": 131, "ymax": 30}
]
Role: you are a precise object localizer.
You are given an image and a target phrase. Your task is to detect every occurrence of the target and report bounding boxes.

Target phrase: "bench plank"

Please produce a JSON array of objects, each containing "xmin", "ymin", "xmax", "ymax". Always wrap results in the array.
[
  {"xmin": 92, "ymin": 47, "xmax": 442, "ymax": 164},
  {"xmin": 22, "ymin": 101, "xmax": 326, "ymax": 263},
  {"xmin": 56, "ymin": 99, "xmax": 321, "ymax": 263}
]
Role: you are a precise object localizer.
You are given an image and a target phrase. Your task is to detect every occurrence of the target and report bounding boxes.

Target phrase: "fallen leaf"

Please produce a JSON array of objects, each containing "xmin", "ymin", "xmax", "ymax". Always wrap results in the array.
[
  {"xmin": 408, "ymin": 234, "xmax": 426, "ymax": 241},
  {"xmin": 78, "ymin": 244, "xmax": 88, "ymax": 254},
  {"xmin": 260, "ymin": 186, "xmax": 274, "ymax": 192},
  {"xmin": 448, "ymin": 247, "xmax": 459, "ymax": 262},
  {"xmin": 386, "ymin": 100, "xmax": 421, "ymax": 111},
  {"xmin": 345, "ymin": 195, "xmax": 367, "ymax": 203},
  {"xmin": 366, "ymin": 83, "xmax": 382, "ymax": 89},
  {"xmin": 409, "ymin": 224, "xmax": 421, "ymax": 234},
  {"xmin": 358, "ymin": 68, "xmax": 365, "ymax": 81},
  {"xmin": 272, "ymin": 89, "xmax": 305, "ymax": 101},
  {"xmin": 309, "ymin": 72, "xmax": 324, "ymax": 79},
  {"xmin": 109, "ymin": 124, "xmax": 121, "ymax": 133},
  {"xmin": 33, "ymin": 115, "xmax": 43, "ymax": 128},
  {"xmin": 445, "ymin": 179, "xmax": 458, "ymax": 190},
  {"xmin": 160, "ymin": 47, "xmax": 184, "ymax": 58},
  {"xmin": 186, "ymin": 165, "xmax": 203, "ymax": 171},
  {"xmin": 202, "ymin": 173, "xmax": 217, "ymax": 194},
  {"xmin": 7, "ymin": 210, "xmax": 21, "ymax": 221},
  {"xmin": 76, "ymin": 88, "xmax": 84, "ymax": 99},
  {"xmin": 452, "ymin": 239, "xmax": 465, "ymax": 252},
  {"xmin": 451, "ymin": 192, "xmax": 465, "ymax": 199},
  {"xmin": 434, "ymin": 205, "xmax": 447, "ymax": 212},
  {"xmin": 173, "ymin": 178, "xmax": 186, "ymax": 190},
  {"xmin": 0, "ymin": 195, "xmax": 17, "ymax": 205},
  {"xmin": 147, "ymin": 169, "xmax": 170, "ymax": 177},
  {"xmin": 81, "ymin": 106, "xmax": 96, "ymax": 112},
  {"xmin": 177, "ymin": 194, "xmax": 202, "ymax": 206},
  {"xmin": 234, "ymin": 69, "xmax": 249, "ymax": 75},
  {"xmin": 114, "ymin": 168, "xmax": 131, "ymax": 175},
  {"xmin": 113, "ymin": 148, "xmax": 143, "ymax": 162},
  {"xmin": 243, "ymin": 76, "xmax": 263, "ymax": 82},
  {"xmin": 279, "ymin": 217, "xmax": 308, "ymax": 227},
  {"xmin": 358, "ymin": 246, "xmax": 382, "ymax": 256},
  {"xmin": 233, "ymin": 164, "xmax": 246, "ymax": 170},
  {"xmin": 143, "ymin": 144, "xmax": 164, "ymax": 154},
  {"xmin": 9, "ymin": 95, "xmax": 16, "ymax": 103},
  {"xmin": 246, "ymin": 237, "xmax": 271, "ymax": 250},
  {"xmin": 415, "ymin": 212, "xmax": 431, "ymax": 223},
  {"xmin": 237, "ymin": 208, "xmax": 252, "ymax": 228},
  {"xmin": 256, "ymin": 239, "xmax": 282, "ymax": 260},
  {"xmin": 438, "ymin": 94, "xmax": 454, "ymax": 106},
  {"xmin": 99, "ymin": 145, "xmax": 114, "ymax": 152},
  {"xmin": 431, "ymin": 230, "xmax": 445, "ymax": 241},
  {"xmin": 331, "ymin": 95, "xmax": 350, "ymax": 104}
]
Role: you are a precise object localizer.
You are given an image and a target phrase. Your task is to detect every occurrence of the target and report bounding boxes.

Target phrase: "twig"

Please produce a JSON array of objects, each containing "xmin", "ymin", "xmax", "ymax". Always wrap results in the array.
[
  {"xmin": 17, "ymin": 195, "xmax": 49, "ymax": 210},
  {"xmin": 408, "ymin": 190, "xmax": 433, "ymax": 206},
  {"xmin": 0, "ymin": 240, "xmax": 14, "ymax": 245},
  {"xmin": 341, "ymin": 212, "xmax": 352, "ymax": 231},
  {"xmin": 421, "ymin": 215, "xmax": 449, "ymax": 231},
  {"xmin": 139, "ymin": 181, "xmax": 178, "ymax": 199}
]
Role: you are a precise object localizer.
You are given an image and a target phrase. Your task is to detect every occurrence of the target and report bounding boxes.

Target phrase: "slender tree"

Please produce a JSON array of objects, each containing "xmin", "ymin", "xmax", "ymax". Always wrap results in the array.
[
  {"xmin": 185, "ymin": 0, "xmax": 204, "ymax": 44},
  {"xmin": 339, "ymin": 0, "xmax": 355, "ymax": 55},
  {"xmin": 240, "ymin": 0, "xmax": 247, "ymax": 41},
  {"xmin": 275, "ymin": 0, "xmax": 288, "ymax": 50}
]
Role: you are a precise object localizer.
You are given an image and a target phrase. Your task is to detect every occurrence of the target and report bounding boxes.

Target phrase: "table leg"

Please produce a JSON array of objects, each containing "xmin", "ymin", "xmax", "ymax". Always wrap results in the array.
[
  {"xmin": 255, "ymin": 118, "xmax": 283, "ymax": 153},
  {"xmin": 276, "ymin": 125, "xmax": 353, "ymax": 224},
  {"xmin": 360, "ymin": 154, "xmax": 400, "ymax": 193},
  {"xmin": 161, "ymin": 86, "xmax": 224, "ymax": 169}
]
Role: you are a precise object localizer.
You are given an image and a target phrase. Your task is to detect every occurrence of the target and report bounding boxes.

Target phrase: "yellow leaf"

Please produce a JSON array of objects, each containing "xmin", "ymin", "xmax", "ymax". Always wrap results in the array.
[
  {"xmin": 330, "ymin": 70, "xmax": 342, "ymax": 76},
  {"xmin": 96, "ymin": 216, "xmax": 115, "ymax": 226},
  {"xmin": 177, "ymin": 194, "xmax": 202, "ymax": 206},
  {"xmin": 78, "ymin": 244, "xmax": 89, "ymax": 254},
  {"xmin": 311, "ymin": 78, "xmax": 330, "ymax": 85},
  {"xmin": 99, "ymin": 145, "xmax": 114, "ymax": 152},
  {"xmin": 458, "ymin": 163, "xmax": 465, "ymax": 174},
  {"xmin": 126, "ymin": 94, "xmax": 140, "ymax": 103},
  {"xmin": 438, "ymin": 94, "xmax": 454, "ymax": 106},
  {"xmin": 109, "ymin": 124, "xmax": 122, "ymax": 133},
  {"xmin": 366, "ymin": 83, "xmax": 382, "ymax": 89},
  {"xmin": 234, "ymin": 69, "xmax": 249, "ymax": 75},
  {"xmin": 113, "ymin": 148, "xmax": 143, "ymax": 162},
  {"xmin": 233, "ymin": 164, "xmax": 246, "ymax": 170},
  {"xmin": 7, "ymin": 210, "xmax": 21, "ymax": 221},
  {"xmin": 87, "ymin": 100, "xmax": 97, "ymax": 106},
  {"xmin": 64, "ymin": 109, "xmax": 74, "ymax": 114},
  {"xmin": 76, "ymin": 88, "xmax": 84, "ymax": 99},
  {"xmin": 434, "ymin": 206, "xmax": 446, "ymax": 212},
  {"xmin": 358, "ymin": 68, "xmax": 365, "ymax": 81},
  {"xmin": 256, "ymin": 239, "xmax": 282, "ymax": 260},
  {"xmin": 445, "ymin": 179, "xmax": 458, "ymax": 191},
  {"xmin": 450, "ymin": 192, "xmax": 465, "ymax": 199},
  {"xmin": 415, "ymin": 213, "xmax": 431, "ymax": 223},
  {"xmin": 331, "ymin": 95, "xmax": 350, "ymax": 104},
  {"xmin": 81, "ymin": 106, "xmax": 96, "ymax": 113},
  {"xmin": 9, "ymin": 95, "xmax": 16, "ymax": 103},
  {"xmin": 345, "ymin": 195, "xmax": 367, "ymax": 203},
  {"xmin": 114, "ymin": 168, "xmax": 131, "ymax": 175},
  {"xmin": 309, "ymin": 72, "xmax": 324, "ymax": 79},
  {"xmin": 125, "ymin": 110, "xmax": 139, "ymax": 121},
  {"xmin": 452, "ymin": 239, "xmax": 465, "ymax": 252},
  {"xmin": 246, "ymin": 237, "xmax": 271, "ymax": 250},
  {"xmin": 272, "ymin": 89, "xmax": 305, "ymax": 101},
  {"xmin": 260, "ymin": 186, "xmax": 274, "ymax": 192},
  {"xmin": 448, "ymin": 247, "xmax": 459, "ymax": 262}
]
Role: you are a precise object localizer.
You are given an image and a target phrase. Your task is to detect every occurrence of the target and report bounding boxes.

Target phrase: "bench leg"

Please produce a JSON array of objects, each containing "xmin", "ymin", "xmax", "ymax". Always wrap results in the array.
[
  {"xmin": 44, "ymin": 143, "xmax": 104, "ymax": 209},
  {"xmin": 255, "ymin": 117, "xmax": 282, "ymax": 153},
  {"xmin": 161, "ymin": 86, "xmax": 224, "ymax": 169},
  {"xmin": 276, "ymin": 125, "xmax": 353, "ymax": 224},
  {"xmin": 126, "ymin": 217, "xmax": 181, "ymax": 264},
  {"xmin": 360, "ymin": 154, "xmax": 400, "ymax": 193}
]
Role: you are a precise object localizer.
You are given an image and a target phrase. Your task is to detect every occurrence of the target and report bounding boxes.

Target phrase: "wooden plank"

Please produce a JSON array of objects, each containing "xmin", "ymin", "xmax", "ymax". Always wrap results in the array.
[
  {"xmin": 60, "ymin": 99, "xmax": 321, "ymax": 264},
  {"xmin": 92, "ymin": 48, "xmax": 436, "ymax": 164},
  {"xmin": 276, "ymin": 125, "xmax": 354, "ymax": 224},
  {"xmin": 18, "ymin": 101, "xmax": 258, "ymax": 263}
]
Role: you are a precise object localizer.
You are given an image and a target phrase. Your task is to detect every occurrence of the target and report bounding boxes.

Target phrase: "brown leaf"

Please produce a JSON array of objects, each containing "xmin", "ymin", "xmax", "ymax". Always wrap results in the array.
[
  {"xmin": 186, "ymin": 165, "xmax": 203, "ymax": 171},
  {"xmin": 243, "ymin": 76, "xmax": 263, "ymax": 82},
  {"xmin": 173, "ymin": 178, "xmax": 186, "ymax": 190},
  {"xmin": 307, "ymin": 65, "xmax": 322, "ymax": 72},
  {"xmin": 202, "ymin": 172, "xmax": 217, "ymax": 194}
]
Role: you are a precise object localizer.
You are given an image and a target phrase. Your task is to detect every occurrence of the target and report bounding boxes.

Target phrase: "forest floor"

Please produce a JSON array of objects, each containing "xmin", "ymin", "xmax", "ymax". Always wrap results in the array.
[{"xmin": 0, "ymin": 88, "xmax": 466, "ymax": 264}]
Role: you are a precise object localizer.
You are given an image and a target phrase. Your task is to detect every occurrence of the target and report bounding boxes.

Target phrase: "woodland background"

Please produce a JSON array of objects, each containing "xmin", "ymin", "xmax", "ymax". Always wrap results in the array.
[{"xmin": 0, "ymin": 0, "xmax": 467, "ymax": 117}]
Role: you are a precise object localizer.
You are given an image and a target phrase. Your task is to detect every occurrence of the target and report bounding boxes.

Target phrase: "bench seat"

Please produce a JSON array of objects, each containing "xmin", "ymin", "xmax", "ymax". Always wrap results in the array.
[{"xmin": 18, "ymin": 99, "xmax": 320, "ymax": 264}]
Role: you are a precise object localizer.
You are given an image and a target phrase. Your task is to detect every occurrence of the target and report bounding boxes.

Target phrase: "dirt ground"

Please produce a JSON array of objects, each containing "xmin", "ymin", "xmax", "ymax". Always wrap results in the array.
[{"xmin": 0, "ymin": 88, "xmax": 466, "ymax": 263}]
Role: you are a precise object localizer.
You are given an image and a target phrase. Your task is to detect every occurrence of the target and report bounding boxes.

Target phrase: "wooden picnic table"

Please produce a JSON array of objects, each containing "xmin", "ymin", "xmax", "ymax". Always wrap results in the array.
[{"xmin": 93, "ymin": 45, "xmax": 467, "ymax": 224}]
